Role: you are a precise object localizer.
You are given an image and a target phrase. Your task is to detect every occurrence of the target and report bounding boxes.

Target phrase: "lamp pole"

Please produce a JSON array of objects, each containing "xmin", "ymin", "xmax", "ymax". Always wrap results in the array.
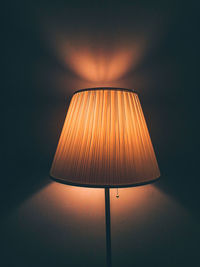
[{"xmin": 105, "ymin": 188, "xmax": 112, "ymax": 267}]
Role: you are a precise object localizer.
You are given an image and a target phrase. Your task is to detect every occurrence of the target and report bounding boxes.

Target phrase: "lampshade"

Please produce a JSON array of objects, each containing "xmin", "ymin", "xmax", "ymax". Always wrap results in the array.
[{"xmin": 50, "ymin": 88, "xmax": 160, "ymax": 187}]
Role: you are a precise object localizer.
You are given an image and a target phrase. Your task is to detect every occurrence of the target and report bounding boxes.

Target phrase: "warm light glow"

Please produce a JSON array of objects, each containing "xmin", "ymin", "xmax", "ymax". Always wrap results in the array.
[
  {"xmin": 63, "ymin": 43, "xmax": 141, "ymax": 83},
  {"xmin": 50, "ymin": 88, "xmax": 160, "ymax": 186},
  {"xmin": 47, "ymin": 183, "xmax": 104, "ymax": 219},
  {"xmin": 40, "ymin": 12, "xmax": 163, "ymax": 91}
]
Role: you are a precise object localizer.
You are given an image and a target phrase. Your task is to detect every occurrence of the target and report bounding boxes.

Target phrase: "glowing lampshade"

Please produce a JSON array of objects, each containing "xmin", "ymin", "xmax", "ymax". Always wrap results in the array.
[{"xmin": 50, "ymin": 88, "xmax": 160, "ymax": 187}]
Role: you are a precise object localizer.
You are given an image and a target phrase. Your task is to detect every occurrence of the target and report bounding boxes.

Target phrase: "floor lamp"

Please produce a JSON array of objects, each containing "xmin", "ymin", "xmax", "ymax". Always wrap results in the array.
[{"xmin": 50, "ymin": 87, "xmax": 160, "ymax": 267}]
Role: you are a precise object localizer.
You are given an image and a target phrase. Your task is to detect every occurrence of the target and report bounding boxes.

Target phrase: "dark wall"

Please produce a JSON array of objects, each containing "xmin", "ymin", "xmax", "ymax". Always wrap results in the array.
[{"xmin": 2, "ymin": 1, "xmax": 200, "ymax": 266}]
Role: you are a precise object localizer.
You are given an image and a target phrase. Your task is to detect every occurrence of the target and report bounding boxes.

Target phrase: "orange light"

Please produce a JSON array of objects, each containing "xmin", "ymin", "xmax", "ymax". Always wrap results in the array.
[
  {"xmin": 63, "ymin": 45, "xmax": 138, "ymax": 83},
  {"xmin": 50, "ymin": 88, "xmax": 160, "ymax": 187}
]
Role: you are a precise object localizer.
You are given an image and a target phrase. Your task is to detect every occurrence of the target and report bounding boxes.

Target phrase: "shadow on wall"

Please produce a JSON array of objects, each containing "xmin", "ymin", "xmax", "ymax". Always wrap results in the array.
[{"xmin": 1, "ymin": 176, "xmax": 199, "ymax": 267}]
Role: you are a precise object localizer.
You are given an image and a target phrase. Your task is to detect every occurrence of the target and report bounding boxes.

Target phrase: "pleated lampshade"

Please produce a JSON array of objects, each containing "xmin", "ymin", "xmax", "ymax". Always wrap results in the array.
[{"xmin": 50, "ymin": 88, "xmax": 160, "ymax": 187}]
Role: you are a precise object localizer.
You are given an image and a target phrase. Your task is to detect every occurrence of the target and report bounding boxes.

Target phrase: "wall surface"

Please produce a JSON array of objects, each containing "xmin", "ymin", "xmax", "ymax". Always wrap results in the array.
[
  {"xmin": 2, "ymin": 1, "xmax": 200, "ymax": 266},
  {"xmin": 1, "ymin": 181, "xmax": 199, "ymax": 267}
]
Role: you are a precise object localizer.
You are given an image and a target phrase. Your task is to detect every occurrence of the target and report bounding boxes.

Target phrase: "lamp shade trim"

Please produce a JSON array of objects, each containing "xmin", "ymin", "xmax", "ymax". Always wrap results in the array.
[
  {"xmin": 50, "ymin": 175, "xmax": 160, "ymax": 188},
  {"xmin": 74, "ymin": 87, "xmax": 136, "ymax": 95}
]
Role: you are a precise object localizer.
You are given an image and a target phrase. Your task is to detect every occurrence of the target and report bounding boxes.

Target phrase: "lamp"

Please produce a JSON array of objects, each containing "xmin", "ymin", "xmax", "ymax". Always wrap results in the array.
[{"xmin": 50, "ymin": 87, "xmax": 160, "ymax": 267}]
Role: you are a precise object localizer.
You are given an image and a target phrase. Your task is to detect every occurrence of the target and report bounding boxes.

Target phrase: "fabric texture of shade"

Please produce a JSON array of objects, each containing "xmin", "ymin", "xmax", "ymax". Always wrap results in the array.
[{"xmin": 50, "ymin": 88, "xmax": 160, "ymax": 187}]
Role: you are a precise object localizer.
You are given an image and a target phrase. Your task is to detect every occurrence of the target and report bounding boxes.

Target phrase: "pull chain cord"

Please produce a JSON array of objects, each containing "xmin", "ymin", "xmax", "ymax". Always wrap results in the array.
[{"xmin": 116, "ymin": 188, "xmax": 119, "ymax": 198}]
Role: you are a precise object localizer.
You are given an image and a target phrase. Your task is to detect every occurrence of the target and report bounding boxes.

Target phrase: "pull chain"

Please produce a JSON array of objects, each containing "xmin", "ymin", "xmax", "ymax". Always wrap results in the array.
[{"xmin": 116, "ymin": 188, "xmax": 119, "ymax": 198}]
